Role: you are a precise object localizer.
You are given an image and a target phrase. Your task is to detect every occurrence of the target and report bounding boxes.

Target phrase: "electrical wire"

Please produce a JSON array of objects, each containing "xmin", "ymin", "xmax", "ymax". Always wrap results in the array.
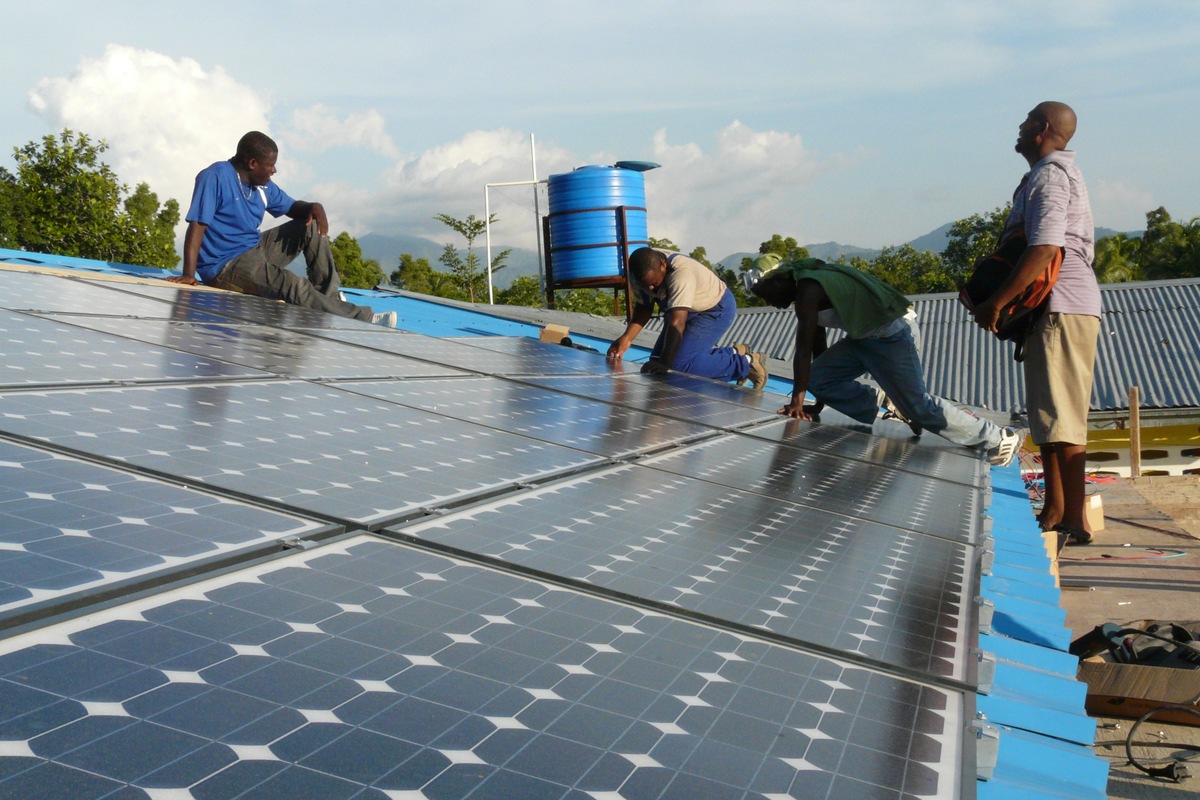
[{"xmin": 1124, "ymin": 702, "xmax": 1200, "ymax": 783}]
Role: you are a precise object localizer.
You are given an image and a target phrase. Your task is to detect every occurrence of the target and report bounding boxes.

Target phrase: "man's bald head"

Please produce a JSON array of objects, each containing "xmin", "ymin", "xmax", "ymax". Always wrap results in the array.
[
  {"xmin": 1016, "ymin": 102, "xmax": 1078, "ymax": 163},
  {"xmin": 1033, "ymin": 101, "xmax": 1077, "ymax": 147}
]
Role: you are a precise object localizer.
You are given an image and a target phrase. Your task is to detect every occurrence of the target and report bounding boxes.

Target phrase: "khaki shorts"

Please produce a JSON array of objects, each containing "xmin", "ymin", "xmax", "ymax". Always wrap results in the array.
[{"xmin": 1023, "ymin": 312, "xmax": 1100, "ymax": 446}]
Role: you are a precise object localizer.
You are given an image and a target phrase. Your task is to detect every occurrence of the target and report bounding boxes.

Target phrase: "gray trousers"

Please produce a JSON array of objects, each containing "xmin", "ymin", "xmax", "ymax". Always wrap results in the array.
[{"xmin": 210, "ymin": 219, "xmax": 374, "ymax": 321}]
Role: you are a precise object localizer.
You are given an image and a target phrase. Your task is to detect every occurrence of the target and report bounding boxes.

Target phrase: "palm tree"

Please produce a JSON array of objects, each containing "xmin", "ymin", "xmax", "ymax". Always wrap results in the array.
[{"xmin": 1093, "ymin": 233, "xmax": 1141, "ymax": 283}]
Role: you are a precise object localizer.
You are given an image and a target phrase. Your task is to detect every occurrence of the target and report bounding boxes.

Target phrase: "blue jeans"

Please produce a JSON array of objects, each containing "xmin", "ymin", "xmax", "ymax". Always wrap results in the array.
[
  {"xmin": 650, "ymin": 290, "xmax": 749, "ymax": 382},
  {"xmin": 809, "ymin": 316, "xmax": 1002, "ymax": 449}
]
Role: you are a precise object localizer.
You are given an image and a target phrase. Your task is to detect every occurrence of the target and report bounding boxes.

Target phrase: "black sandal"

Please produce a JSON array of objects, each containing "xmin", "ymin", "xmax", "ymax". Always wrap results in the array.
[{"xmin": 1056, "ymin": 525, "xmax": 1093, "ymax": 547}]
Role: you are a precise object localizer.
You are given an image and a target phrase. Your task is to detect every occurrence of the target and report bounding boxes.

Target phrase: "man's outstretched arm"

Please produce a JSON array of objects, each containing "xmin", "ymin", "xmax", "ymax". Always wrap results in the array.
[
  {"xmin": 168, "ymin": 221, "xmax": 207, "ymax": 285},
  {"xmin": 781, "ymin": 280, "xmax": 829, "ymax": 419},
  {"xmin": 607, "ymin": 303, "xmax": 654, "ymax": 361}
]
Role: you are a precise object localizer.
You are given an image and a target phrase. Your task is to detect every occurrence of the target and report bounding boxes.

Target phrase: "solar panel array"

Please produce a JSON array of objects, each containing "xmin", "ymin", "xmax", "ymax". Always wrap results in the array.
[{"xmin": 0, "ymin": 269, "xmax": 989, "ymax": 799}]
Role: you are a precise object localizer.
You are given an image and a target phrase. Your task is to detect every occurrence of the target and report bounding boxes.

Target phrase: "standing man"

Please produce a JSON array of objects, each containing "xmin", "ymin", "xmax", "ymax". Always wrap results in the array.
[
  {"xmin": 751, "ymin": 255, "xmax": 1020, "ymax": 465},
  {"xmin": 972, "ymin": 102, "xmax": 1101, "ymax": 546},
  {"xmin": 607, "ymin": 247, "xmax": 767, "ymax": 389},
  {"xmin": 169, "ymin": 131, "xmax": 395, "ymax": 327}
]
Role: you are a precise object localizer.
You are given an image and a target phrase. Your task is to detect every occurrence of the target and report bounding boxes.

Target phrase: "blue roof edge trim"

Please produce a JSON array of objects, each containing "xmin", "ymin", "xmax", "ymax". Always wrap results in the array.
[
  {"xmin": 976, "ymin": 723, "xmax": 1109, "ymax": 800},
  {"xmin": 975, "ymin": 462, "xmax": 1107, "ymax": 794}
]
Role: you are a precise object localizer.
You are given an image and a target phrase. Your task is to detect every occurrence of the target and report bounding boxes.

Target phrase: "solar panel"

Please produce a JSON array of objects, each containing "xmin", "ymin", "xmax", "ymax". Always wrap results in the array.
[
  {"xmin": 0, "ymin": 266, "xmax": 1003, "ymax": 797},
  {"xmin": 0, "ymin": 535, "xmax": 969, "ymax": 799},
  {"xmin": 444, "ymin": 335, "xmax": 640, "ymax": 376},
  {"xmin": 0, "ymin": 438, "xmax": 333, "ymax": 625},
  {"xmin": 624, "ymin": 370, "xmax": 792, "ymax": 412},
  {"xmin": 37, "ymin": 316, "xmax": 468, "ymax": 380},
  {"xmin": 0, "ymin": 310, "xmax": 270, "ymax": 388},
  {"xmin": 388, "ymin": 464, "xmax": 978, "ymax": 684},
  {"xmin": 0, "ymin": 381, "xmax": 602, "ymax": 528},
  {"xmin": 641, "ymin": 434, "xmax": 983, "ymax": 544},
  {"xmin": 334, "ymin": 377, "xmax": 715, "ymax": 458},
  {"xmin": 522, "ymin": 374, "xmax": 782, "ymax": 430},
  {"xmin": 313, "ymin": 329, "xmax": 578, "ymax": 375},
  {"xmin": 112, "ymin": 282, "xmax": 389, "ymax": 330},
  {"xmin": 744, "ymin": 417, "xmax": 987, "ymax": 487},
  {"xmin": 0, "ymin": 270, "xmax": 222, "ymax": 320}
]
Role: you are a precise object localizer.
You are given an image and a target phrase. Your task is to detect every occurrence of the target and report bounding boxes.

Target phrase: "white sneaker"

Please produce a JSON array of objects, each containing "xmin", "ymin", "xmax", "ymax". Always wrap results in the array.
[
  {"xmin": 987, "ymin": 427, "xmax": 1021, "ymax": 467},
  {"xmin": 372, "ymin": 310, "xmax": 397, "ymax": 328}
]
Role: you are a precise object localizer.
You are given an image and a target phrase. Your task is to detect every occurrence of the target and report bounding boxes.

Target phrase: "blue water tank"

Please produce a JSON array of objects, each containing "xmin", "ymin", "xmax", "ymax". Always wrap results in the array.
[{"xmin": 547, "ymin": 165, "xmax": 649, "ymax": 282}]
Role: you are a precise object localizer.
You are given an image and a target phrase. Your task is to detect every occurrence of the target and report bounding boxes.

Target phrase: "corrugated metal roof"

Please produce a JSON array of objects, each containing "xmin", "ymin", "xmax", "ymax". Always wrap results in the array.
[{"xmin": 664, "ymin": 278, "xmax": 1200, "ymax": 415}]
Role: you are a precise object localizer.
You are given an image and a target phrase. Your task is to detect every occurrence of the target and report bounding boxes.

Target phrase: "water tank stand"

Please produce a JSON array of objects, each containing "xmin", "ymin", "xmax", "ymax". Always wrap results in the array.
[{"xmin": 542, "ymin": 205, "xmax": 645, "ymax": 320}]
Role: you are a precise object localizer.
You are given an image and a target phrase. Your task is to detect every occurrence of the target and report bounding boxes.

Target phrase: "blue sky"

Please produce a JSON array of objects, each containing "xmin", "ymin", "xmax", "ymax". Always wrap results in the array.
[{"xmin": 3, "ymin": 1, "xmax": 1199, "ymax": 261}]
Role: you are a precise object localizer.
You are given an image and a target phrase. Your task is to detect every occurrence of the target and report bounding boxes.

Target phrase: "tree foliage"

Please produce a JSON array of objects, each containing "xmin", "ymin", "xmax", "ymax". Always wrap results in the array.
[
  {"xmin": 496, "ymin": 275, "xmax": 619, "ymax": 315},
  {"xmin": 848, "ymin": 245, "xmax": 954, "ymax": 295},
  {"xmin": 435, "ymin": 212, "xmax": 510, "ymax": 302},
  {"xmin": 0, "ymin": 166, "xmax": 19, "ymax": 248},
  {"xmin": 1093, "ymin": 233, "xmax": 1140, "ymax": 283},
  {"xmin": 495, "ymin": 275, "xmax": 542, "ymax": 307},
  {"xmin": 758, "ymin": 234, "xmax": 809, "ymax": 262},
  {"xmin": 942, "ymin": 205, "xmax": 1009, "ymax": 283},
  {"xmin": 2, "ymin": 130, "xmax": 179, "ymax": 268},
  {"xmin": 1137, "ymin": 206, "xmax": 1200, "ymax": 281},
  {"xmin": 391, "ymin": 253, "xmax": 435, "ymax": 293},
  {"xmin": 329, "ymin": 232, "xmax": 385, "ymax": 289}
]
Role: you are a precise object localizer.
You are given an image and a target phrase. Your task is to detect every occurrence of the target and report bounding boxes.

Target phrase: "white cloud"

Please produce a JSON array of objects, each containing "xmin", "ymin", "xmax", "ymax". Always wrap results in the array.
[
  {"xmin": 646, "ymin": 121, "xmax": 852, "ymax": 256},
  {"xmin": 28, "ymin": 45, "xmax": 269, "ymax": 215},
  {"xmin": 344, "ymin": 128, "xmax": 576, "ymax": 244},
  {"xmin": 1089, "ymin": 180, "xmax": 1155, "ymax": 233},
  {"xmin": 329, "ymin": 121, "xmax": 853, "ymax": 260},
  {"xmin": 281, "ymin": 105, "xmax": 399, "ymax": 159},
  {"xmin": 20, "ymin": 44, "xmax": 857, "ymax": 262}
]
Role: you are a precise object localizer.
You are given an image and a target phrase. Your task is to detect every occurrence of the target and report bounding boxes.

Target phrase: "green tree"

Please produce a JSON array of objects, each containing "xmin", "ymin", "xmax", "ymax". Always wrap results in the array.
[
  {"xmin": 0, "ymin": 165, "xmax": 18, "ymax": 248},
  {"xmin": 553, "ymin": 287, "xmax": 620, "ymax": 315},
  {"xmin": 648, "ymin": 236, "xmax": 679, "ymax": 251},
  {"xmin": 737, "ymin": 234, "xmax": 811, "ymax": 272},
  {"xmin": 1137, "ymin": 207, "xmax": 1200, "ymax": 280},
  {"xmin": 758, "ymin": 234, "xmax": 809, "ymax": 261},
  {"xmin": 435, "ymin": 212, "xmax": 510, "ymax": 302},
  {"xmin": 329, "ymin": 231, "xmax": 385, "ymax": 289},
  {"xmin": 850, "ymin": 245, "xmax": 954, "ymax": 294},
  {"xmin": 942, "ymin": 204, "xmax": 1010, "ymax": 283},
  {"xmin": 118, "ymin": 183, "xmax": 180, "ymax": 268},
  {"xmin": 5, "ymin": 129, "xmax": 180, "ymax": 268},
  {"xmin": 687, "ymin": 246, "xmax": 711, "ymax": 267},
  {"xmin": 391, "ymin": 253, "xmax": 434, "ymax": 293},
  {"xmin": 496, "ymin": 275, "xmax": 543, "ymax": 307},
  {"xmin": 1093, "ymin": 233, "xmax": 1141, "ymax": 283}
]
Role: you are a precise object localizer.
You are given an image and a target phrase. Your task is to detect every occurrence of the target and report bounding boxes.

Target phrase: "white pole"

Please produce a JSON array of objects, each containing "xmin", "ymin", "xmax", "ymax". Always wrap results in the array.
[
  {"xmin": 484, "ymin": 186, "xmax": 494, "ymax": 304},
  {"xmin": 482, "ymin": 178, "xmax": 544, "ymax": 307},
  {"xmin": 531, "ymin": 133, "xmax": 545, "ymax": 299}
]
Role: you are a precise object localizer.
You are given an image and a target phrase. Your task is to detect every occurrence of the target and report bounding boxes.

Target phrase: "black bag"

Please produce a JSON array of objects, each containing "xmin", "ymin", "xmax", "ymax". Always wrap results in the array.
[{"xmin": 958, "ymin": 233, "xmax": 1062, "ymax": 362}]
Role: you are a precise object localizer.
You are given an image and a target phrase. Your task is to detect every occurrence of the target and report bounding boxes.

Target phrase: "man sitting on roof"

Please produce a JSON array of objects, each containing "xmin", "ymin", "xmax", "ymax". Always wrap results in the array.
[
  {"xmin": 751, "ymin": 254, "xmax": 1020, "ymax": 466},
  {"xmin": 168, "ymin": 131, "xmax": 395, "ymax": 327},
  {"xmin": 607, "ymin": 246, "xmax": 768, "ymax": 390}
]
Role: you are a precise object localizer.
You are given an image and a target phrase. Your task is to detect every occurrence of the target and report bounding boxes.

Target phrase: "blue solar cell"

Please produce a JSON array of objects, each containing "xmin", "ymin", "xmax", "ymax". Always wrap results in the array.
[
  {"xmin": 0, "ymin": 439, "xmax": 331, "ymax": 622},
  {"xmin": 389, "ymin": 463, "xmax": 977, "ymax": 683},
  {"xmin": 0, "ymin": 536, "xmax": 968, "ymax": 799},
  {"xmin": 0, "ymin": 381, "xmax": 602, "ymax": 527}
]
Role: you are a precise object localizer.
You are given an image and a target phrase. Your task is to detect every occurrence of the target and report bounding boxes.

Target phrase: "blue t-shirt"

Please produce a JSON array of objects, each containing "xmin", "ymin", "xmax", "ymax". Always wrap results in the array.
[{"xmin": 185, "ymin": 160, "xmax": 295, "ymax": 282}]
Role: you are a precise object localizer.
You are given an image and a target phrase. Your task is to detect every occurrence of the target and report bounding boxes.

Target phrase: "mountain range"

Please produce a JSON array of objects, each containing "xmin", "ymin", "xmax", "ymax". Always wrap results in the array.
[{"xmin": 360, "ymin": 224, "xmax": 1133, "ymax": 289}]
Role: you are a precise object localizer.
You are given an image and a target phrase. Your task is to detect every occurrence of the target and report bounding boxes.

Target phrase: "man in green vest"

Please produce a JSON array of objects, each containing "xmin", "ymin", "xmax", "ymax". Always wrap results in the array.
[{"xmin": 751, "ymin": 254, "xmax": 1020, "ymax": 465}]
